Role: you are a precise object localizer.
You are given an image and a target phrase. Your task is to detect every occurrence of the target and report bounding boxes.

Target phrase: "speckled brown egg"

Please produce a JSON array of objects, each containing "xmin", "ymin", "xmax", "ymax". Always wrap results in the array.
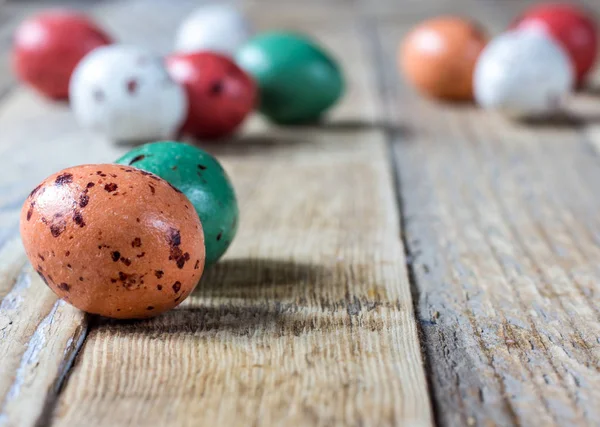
[
  {"xmin": 20, "ymin": 164, "xmax": 205, "ymax": 319},
  {"xmin": 400, "ymin": 16, "xmax": 488, "ymax": 101}
]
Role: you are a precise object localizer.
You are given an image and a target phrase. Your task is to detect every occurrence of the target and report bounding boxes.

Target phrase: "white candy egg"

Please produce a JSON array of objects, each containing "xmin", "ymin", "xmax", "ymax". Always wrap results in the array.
[
  {"xmin": 474, "ymin": 30, "xmax": 574, "ymax": 118},
  {"xmin": 69, "ymin": 45, "xmax": 187, "ymax": 142},
  {"xmin": 174, "ymin": 4, "xmax": 252, "ymax": 56}
]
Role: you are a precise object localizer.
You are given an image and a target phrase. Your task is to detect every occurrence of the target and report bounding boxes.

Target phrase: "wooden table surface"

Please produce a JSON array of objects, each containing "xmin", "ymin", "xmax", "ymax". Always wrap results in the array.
[{"xmin": 2, "ymin": 0, "xmax": 600, "ymax": 426}]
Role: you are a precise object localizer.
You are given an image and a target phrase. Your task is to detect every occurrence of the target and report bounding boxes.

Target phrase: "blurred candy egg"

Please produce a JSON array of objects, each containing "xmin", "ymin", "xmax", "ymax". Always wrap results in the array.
[
  {"xmin": 400, "ymin": 16, "xmax": 488, "ymax": 101},
  {"xmin": 511, "ymin": 3, "xmax": 598, "ymax": 85},
  {"xmin": 12, "ymin": 10, "xmax": 112, "ymax": 100},
  {"xmin": 166, "ymin": 52, "xmax": 256, "ymax": 139},
  {"xmin": 174, "ymin": 4, "xmax": 252, "ymax": 56},
  {"xmin": 235, "ymin": 31, "xmax": 344, "ymax": 124},
  {"xmin": 20, "ymin": 164, "xmax": 205, "ymax": 319},
  {"xmin": 70, "ymin": 45, "xmax": 187, "ymax": 142},
  {"xmin": 116, "ymin": 141, "xmax": 238, "ymax": 265},
  {"xmin": 474, "ymin": 30, "xmax": 574, "ymax": 118}
]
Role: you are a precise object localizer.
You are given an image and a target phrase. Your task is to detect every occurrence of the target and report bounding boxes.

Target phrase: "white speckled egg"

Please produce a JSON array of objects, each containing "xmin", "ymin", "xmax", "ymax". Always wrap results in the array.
[
  {"xmin": 69, "ymin": 45, "xmax": 187, "ymax": 142},
  {"xmin": 473, "ymin": 30, "xmax": 574, "ymax": 118},
  {"xmin": 174, "ymin": 4, "xmax": 252, "ymax": 56}
]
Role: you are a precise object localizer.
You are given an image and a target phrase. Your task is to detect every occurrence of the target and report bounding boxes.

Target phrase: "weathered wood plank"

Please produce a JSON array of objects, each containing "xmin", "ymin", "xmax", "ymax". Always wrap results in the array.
[
  {"xmin": 0, "ymin": 1, "xmax": 432, "ymax": 426},
  {"xmin": 49, "ymin": 12, "xmax": 431, "ymax": 427},
  {"xmin": 374, "ymin": 5, "xmax": 600, "ymax": 426},
  {"xmin": 53, "ymin": 128, "xmax": 432, "ymax": 425},
  {"xmin": 0, "ymin": 276, "xmax": 87, "ymax": 427}
]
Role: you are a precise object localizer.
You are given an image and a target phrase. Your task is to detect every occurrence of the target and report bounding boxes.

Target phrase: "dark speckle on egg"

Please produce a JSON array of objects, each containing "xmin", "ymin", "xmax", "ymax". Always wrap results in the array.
[
  {"xmin": 128, "ymin": 154, "xmax": 146, "ymax": 165},
  {"xmin": 26, "ymin": 202, "xmax": 35, "ymax": 221},
  {"xmin": 55, "ymin": 173, "xmax": 73, "ymax": 185},
  {"xmin": 50, "ymin": 221, "xmax": 66, "ymax": 237},
  {"xmin": 127, "ymin": 78, "xmax": 139, "ymax": 94},
  {"xmin": 73, "ymin": 211, "xmax": 86, "ymax": 227},
  {"xmin": 29, "ymin": 184, "xmax": 43, "ymax": 199},
  {"xmin": 104, "ymin": 183, "xmax": 118, "ymax": 192},
  {"xmin": 79, "ymin": 192, "xmax": 90, "ymax": 208}
]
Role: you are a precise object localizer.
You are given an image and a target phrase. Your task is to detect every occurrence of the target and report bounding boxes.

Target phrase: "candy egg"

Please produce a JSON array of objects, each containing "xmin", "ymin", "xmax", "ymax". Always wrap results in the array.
[
  {"xmin": 69, "ymin": 45, "xmax": 187, "ymax": 142},
  {"xmin": 235, "ymin": 32, "xmax": 344, "ymax": 124},
  {"xmin": 12, "ymin": 10, "xmax": 112, "ymax": 100},
  {"xmin": 116, "ymin": 141, "xmax": 238, "ymax": 265},
  {"xmin": 20, "ymin": 164, "xmax": 205, "ymax": 319},
  {"xmin": 166, "ymin": 52, "xmax": 257, "ymax": 139},
  {"xmin": 511, "ymin": 3, "xmax": 598, "ymax": 85},
  {"xmin": 174, "ymin": 4, "xmax": 252, "ymax": 56},
  {"xmin": 400, "ymin": 17, "xmax": 488, "ymax": 101},
  {"xmin": 473, "ymin": 30, "xmax": 574, "ymax": 118}
]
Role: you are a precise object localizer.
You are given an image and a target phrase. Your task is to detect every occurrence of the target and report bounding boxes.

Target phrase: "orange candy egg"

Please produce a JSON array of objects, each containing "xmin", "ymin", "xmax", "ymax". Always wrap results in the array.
[
  {"xmin": 20, "ymin": 164, "xmax": 205, "ymax": 319},
  {"xmin": 400, "ymin": 17, "xmax": 488, "ymax": 101}
]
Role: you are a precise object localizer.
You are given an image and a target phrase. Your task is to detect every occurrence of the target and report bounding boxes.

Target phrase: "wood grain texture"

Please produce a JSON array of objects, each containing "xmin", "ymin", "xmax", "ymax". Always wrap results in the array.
[
  {"xmin": 0, "ymin": 1, "xmax": 432, "ymax": 426},
  {"xmin": 373, "ymin": 3, "xmax": 600, "ymax": 425},
  {"xmin": 53, "ymin": 127, "xmax": 432, "ymax": 425},
  {"xmin": 0, "ymin": 276, "xmax": 87, "ymax": 427},
  {"xmin": 51, "ymin": 14, "xmax": 431, "ymax": 427}
]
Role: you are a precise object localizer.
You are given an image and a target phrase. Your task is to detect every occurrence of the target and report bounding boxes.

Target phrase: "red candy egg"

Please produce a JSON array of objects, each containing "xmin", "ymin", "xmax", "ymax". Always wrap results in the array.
[
  {"xmin": 12, "ymin": 10, "xmax": 113, "ymax": 100},
  {"xmin": 166, "ymin": 52, "xmax": 257, "ymax": 139},
  {"xmin": 512, "ymin": 3, "xmax": 598, "ymax": 85}
]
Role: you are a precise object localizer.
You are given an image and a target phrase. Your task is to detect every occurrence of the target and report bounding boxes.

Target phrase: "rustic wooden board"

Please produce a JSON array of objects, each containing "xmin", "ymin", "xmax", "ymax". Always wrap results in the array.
[
  {"xmin": 373, "ymin": 3, "xmax": 600, "ymax": 426},
  {"xmin": 4, "ymin": 0, "xmax": 600, "ymax": 425},
  {"xmin": 0, "ymin": 1, "xmax": 432, "ymax": 426}
]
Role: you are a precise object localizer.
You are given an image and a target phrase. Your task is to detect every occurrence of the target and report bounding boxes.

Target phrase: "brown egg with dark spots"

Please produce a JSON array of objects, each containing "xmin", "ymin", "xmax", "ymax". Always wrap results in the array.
[
  {"xmin": 400, "ymin": 16, "xmax": 488, "ymax": 101},
  {"xmin": 20, "ymin": 164, "xmax": 205, "ymax": 319}
]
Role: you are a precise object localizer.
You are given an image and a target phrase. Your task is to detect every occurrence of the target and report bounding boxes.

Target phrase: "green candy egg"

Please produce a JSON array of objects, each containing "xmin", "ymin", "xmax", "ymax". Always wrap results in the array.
[
  {"xmin": 235, "ymin": 31, "xmax": 344, "ymax": 124},
  {"xmin": 116, "ymin": 141, "xmax": 238, "ymax": 265}
]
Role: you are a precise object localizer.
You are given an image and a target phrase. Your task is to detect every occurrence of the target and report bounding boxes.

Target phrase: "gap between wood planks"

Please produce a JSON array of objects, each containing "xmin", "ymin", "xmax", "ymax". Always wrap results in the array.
[{"xmin": 357, "ymin": 15, "xmax": 443, "ymax": 427}]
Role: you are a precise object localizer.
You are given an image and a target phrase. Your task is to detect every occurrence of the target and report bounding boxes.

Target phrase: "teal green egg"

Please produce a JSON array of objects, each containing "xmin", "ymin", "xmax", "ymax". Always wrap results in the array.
[
  {"xmin": 235, "ymin": 31, "xmax": 344, "ymax": 124},
  {"xmin": 116, "ymin": 141, "xmax": 238, "ymax": 265}
]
